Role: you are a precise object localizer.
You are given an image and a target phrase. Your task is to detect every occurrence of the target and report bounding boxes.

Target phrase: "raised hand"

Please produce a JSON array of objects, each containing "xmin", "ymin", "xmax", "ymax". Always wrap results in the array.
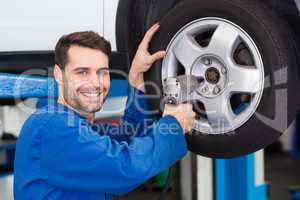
[{"xmin": 129, "ymin": 23, "xmax": 166, "ymax": 92}]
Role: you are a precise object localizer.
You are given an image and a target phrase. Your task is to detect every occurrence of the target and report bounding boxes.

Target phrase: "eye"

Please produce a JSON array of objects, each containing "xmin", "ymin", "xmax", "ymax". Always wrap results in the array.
[
  {"xmin": 97, "ymin": 69, "xmax": 110, "ymax": 77},
  {"xmin": 77, "ymin": 70, "xmax": 88, "ymax": 76}
]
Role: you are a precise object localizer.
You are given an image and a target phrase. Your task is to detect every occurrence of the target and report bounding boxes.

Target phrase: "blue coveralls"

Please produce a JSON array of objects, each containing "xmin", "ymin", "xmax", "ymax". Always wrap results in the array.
[{"xmin": 14, "ymin": 86, "xmax": 188, "ymax": 200}]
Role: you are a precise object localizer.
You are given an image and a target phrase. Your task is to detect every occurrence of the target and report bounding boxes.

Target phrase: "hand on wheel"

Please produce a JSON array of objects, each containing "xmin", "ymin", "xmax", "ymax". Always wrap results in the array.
[
  {"xmin": 163, "ymin": 103, "xmax": 196, "ymax": 133},
  {"xmin": 129, "ymin": 23, "xmax": 166, "ymax": 92}
]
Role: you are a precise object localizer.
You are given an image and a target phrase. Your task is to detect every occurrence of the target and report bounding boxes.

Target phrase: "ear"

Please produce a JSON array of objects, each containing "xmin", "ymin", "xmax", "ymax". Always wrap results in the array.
[{"xmin": 54, "ymin": 64, "xmax": 63, "ymax": 85}]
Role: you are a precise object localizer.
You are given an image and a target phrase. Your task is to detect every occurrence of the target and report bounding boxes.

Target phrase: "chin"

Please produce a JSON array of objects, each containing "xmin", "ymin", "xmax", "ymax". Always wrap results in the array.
[
  {"xmin": 82, "ymin": 104, "xmax": 102, "ymax": 113},
  {"xmin": 73, "ymin": 92, "xmax": 107, "ymax": 114}
]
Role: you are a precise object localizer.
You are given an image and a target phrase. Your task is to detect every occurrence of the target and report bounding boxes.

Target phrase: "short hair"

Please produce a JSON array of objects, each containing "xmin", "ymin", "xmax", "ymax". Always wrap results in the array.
[{"xmin": 55, "ymin": 31, "xmax": 111, "ymax": 69}]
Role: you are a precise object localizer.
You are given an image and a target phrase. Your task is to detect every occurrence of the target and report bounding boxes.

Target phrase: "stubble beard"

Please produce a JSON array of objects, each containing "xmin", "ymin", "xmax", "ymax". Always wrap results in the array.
[{"xmin": 62, "ymin": 84, "xmax": 106, "ymax": 115}]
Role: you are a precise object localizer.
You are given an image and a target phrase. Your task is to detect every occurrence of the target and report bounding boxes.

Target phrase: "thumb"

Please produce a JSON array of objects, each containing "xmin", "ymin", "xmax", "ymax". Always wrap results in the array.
[{"xmin": 150, "ymin": 51, "xmax": 166, "ymax": 62}]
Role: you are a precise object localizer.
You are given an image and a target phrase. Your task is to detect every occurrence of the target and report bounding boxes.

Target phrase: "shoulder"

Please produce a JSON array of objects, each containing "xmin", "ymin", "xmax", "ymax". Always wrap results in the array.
[{"xmin": 24, "ymin": 104, "xmax": 82, "ymax": 130}]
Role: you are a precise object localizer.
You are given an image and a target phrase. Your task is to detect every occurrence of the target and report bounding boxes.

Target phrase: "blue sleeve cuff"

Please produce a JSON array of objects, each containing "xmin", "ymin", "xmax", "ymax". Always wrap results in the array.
[{"xmin": 156, "ymin": 115, "xmax": 184, "ymax": 135}]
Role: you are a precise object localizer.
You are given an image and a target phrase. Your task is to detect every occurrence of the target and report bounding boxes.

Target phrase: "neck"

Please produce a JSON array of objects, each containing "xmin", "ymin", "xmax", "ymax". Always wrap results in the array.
[{"xmin": 57, "ymin": 97, "xmax": 95, "ymax": 124}]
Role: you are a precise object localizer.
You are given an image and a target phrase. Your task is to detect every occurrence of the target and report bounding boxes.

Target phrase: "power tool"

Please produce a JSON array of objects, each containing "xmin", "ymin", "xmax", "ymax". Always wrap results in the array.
[{"xmin": 162, "ymin": 75, "xmax": 203, "ymax": 105}]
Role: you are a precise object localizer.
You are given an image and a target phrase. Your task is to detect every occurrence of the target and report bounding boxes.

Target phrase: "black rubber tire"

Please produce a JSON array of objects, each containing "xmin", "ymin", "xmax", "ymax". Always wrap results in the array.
[
  {"xmin": 145, "ymin": 0, "xmax": 300, "ymax": 158},
  {"xmin": 116, "ymin": 0, "xmax": 151, "ymax": 62},
  {"xmin": 116, "ymin": 0, "xmax": 181, "ymax": 61}
]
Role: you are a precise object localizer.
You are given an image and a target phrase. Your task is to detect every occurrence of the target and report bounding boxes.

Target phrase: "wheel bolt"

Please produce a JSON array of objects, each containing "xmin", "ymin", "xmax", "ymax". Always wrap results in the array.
[
  {"xmin": 213, "ymin": 86, "xmax": 221, "ymax": 94},
  {"xmin": 202, "ymin": 86, "xmax": 209, "ymax": 93},
  {"xmin": 203, "ymin": 58, "xmax": 212, "ymax": 65},
  {"xmin": 221, "ymin": 67, "xmax": 227, "ymax": 74},
  {"xmin": 199, "ymin": 81, "xmax": 205, "ymax": 87}
]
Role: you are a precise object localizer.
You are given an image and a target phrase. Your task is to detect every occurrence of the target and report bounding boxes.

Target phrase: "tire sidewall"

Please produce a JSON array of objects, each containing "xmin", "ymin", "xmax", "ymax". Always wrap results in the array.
[{"xmin": 145, "ymin": 0, "xmax": 290, "ymax": 157}]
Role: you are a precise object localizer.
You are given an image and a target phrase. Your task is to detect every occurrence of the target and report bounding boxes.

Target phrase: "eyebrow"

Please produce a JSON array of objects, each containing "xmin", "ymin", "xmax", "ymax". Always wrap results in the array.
[
  {"xmin": 73, "ymin": 67, "xmax": 109, "ymax": 72},
  {"xmin": 73, "ymin": 67, "xmax": 89, "ymax": 72},
  {"xmin": 98, "ymin": 67, "xmax": 109, "ymax": 71}
]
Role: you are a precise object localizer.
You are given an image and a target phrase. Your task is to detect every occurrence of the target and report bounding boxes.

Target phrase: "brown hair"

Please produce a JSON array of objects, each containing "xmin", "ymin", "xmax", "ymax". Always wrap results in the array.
[{"xmin": 55, "ymin": 31, "xmax": 111, "ymax": 69}]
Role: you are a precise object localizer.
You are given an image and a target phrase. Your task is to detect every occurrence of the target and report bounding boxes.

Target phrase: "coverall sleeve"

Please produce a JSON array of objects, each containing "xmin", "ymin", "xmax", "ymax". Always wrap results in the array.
[
  {"xmin": 40, "ymin": 113, "xmax": 187, "ymax": 195},
  {"xmin": 96, "ymin": 84, "xmax": 155, "ymax": 143}
]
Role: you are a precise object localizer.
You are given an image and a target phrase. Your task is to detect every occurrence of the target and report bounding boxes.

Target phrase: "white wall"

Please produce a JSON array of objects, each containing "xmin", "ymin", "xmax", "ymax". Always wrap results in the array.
[
  {"xmin": 103, "ymin": 0, "xmax": 119, "ymax": 50},
  {"xmin": 1, "ymin": 99, "xmax": 37, "ymax": 137},
  {"xmin": 0, "ymin": 175, "xmax": 13, "ymax": 200},
  {"xmin": 0, "ymin": 0, "xmax": 104, "ymax": 51}
]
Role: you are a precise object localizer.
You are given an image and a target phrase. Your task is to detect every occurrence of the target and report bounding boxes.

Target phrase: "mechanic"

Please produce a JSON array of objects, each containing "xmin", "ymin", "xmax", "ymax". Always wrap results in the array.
[{"xmin": 13, "ymin": 23, "xmax": 196, "ymax": 200}]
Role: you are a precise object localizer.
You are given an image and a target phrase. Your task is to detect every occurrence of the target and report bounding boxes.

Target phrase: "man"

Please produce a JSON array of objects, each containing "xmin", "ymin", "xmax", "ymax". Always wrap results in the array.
[{"xmin": 14, "ymin": 23, "xmax": 195, "ymax": 200}]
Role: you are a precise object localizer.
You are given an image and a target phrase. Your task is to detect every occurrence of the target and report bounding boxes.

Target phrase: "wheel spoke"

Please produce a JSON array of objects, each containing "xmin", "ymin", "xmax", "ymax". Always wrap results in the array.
[
  {"xmin": 208, "ymin": 24, "xmax": 240, "ymax": 58},
  {"xmin": 202, "ymin": 95, "xmax": 235, "ymax": 130},
  {"xmin": 228, "ymin": 64, "xmax": 262, "ymax": 94},
  {"xmin": 192, "ymin": 120, "xmax": 214, "ymax": 133},
  {"xmin": 173, "ymin": 34, "xmax": 203, "ymax": 73}
]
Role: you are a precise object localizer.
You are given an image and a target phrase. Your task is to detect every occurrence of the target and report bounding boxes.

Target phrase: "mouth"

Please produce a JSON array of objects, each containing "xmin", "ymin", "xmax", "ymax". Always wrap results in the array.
[
  {"xmin": 79, "ymin": 90, "xmax": 102, "ymax": 100},
  {"xmin": 80, "ymin": 91, "xmax": 101, "ymax": 97}
]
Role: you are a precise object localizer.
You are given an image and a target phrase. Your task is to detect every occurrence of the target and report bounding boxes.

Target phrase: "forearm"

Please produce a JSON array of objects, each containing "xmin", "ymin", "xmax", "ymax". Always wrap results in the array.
[
  {"xmin": 128, "ymin": 71, "xmax": 145, "ymax": 92},
  {"xmin": 41, "ymin": 114, "xmax": 187, "ymax": 195},
  {"xmin": 95, "ymin": 84, "xmax": 153, "ymax": 142},
  {"xmin": 123, "ymin": 83, "xmax": 153, "ymax": 124}
]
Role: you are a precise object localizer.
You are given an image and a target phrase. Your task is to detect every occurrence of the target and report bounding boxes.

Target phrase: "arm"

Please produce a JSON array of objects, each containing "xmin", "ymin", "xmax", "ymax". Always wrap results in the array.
[
  {"xmin": 40, "ymin": 113, "xmax": 187, "ymax": 195},
  {"xmin": 96, "ymin": 23, "xmax": 165, "ymax": 142},
  {"xmin": 97, "ymin": 85, "xmax": 153, "ymax": 143},
  {"xmin": 128, "ymin": 23, "xmax": 165, "ymax": 92}
]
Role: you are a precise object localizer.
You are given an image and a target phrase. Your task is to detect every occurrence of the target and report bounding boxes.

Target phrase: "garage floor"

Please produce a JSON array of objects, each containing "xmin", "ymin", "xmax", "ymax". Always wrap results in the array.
[
  {"xmin": 115, "ymin": 188, "xmax": 169, "ymax": 200},
  {"xmin": 115, "ymin": 174, "xmax": 177, "ymax": 200}
]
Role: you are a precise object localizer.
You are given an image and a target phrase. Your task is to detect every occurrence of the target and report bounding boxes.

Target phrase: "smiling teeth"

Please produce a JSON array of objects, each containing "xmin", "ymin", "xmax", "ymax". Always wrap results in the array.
[{"xmin": 81, "ymin": 92, "xmax": 100, "ymax": 97}]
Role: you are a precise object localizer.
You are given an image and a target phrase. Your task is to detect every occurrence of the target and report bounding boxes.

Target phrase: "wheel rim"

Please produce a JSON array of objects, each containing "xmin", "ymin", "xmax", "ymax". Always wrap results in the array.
[{"xmin": 162, "ymin": 17, "xmax": 264, "ymax": 134}]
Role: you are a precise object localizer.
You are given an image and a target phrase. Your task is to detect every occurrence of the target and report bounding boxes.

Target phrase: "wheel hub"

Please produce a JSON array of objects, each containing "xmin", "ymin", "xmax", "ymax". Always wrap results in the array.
[
  {"xmin": 205, "ymin": 67, "xmax": 220, "ymax": 84},
  {"xmin": 191, "ymin": 56, "xmax": 228, "ymax": 98}
]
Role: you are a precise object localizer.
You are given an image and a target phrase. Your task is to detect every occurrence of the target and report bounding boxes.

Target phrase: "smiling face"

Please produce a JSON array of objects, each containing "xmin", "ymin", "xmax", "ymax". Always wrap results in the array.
[{"xmin": 54, "ymin": 45, "xmax": 110, "ymax": 116}]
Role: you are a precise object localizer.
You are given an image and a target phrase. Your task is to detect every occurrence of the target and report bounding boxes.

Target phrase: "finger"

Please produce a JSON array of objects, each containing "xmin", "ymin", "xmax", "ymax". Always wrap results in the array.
[
  {"xmin": 189, "ymin": 116, "xmax": 195, "ymax": 126},
  {"xmin": 190, "ymin": 113, "xmax": 195, "ymax": 119},
  {"xmin": 191, "ymin": 111, "xmax": 196, "ymax": 118},
  {"xmin": 179, "ymin": 103, "xmax": 191, "ymax": 110},
  {"xmin": 142, "ymin": 24, "xmax": 160, "ymax": 48},
  {"xmin": 164, "ymin": 104, "xmax": 176, "ymax": 110},
  {"xmin": 150, "ymin": 51, "xmax": 166, "ymax": 62},
  {"xmin": 140, "ymin": 23, "xmax": 160, "ymax": 49},
  {"xmin": 185, "ymin": 103, "xmax": 193, "ymax": 110},
  {"xmin": 186, "ymin": 125, "xmax": 192, "ymax": 133}
]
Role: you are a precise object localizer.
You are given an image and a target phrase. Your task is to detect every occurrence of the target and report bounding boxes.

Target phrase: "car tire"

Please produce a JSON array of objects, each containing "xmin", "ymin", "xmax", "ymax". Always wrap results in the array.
[{"xmin": 144, "ymin": 0, "xmax": 300, "ymax": 158}]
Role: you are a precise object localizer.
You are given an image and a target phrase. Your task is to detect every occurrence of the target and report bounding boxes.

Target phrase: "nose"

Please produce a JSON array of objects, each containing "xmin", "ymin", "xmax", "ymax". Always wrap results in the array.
[{"xmin": 90, "ymin": 73, "xmax": 101, "ymax": 88}]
